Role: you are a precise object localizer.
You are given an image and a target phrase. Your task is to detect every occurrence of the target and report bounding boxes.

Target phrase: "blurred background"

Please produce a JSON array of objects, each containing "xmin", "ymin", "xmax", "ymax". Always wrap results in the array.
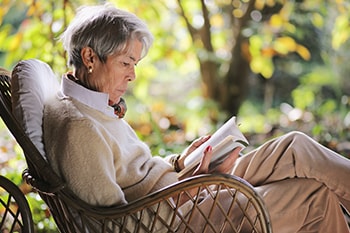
[{"xmin": 0, "ymin": 0, "xmax": 349, "ymax": 231}]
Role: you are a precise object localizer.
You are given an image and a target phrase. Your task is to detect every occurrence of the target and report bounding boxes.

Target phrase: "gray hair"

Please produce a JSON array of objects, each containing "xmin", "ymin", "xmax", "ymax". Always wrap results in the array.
[{"xmin": 60, "ymin": 3, "xmax": 153, "ymax": 69}]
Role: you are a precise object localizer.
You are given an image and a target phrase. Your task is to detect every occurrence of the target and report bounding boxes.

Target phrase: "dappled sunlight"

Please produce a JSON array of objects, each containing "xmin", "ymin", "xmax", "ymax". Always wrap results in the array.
[{"xmin": 0, "ymin": 0, "xmax": 350, "ymax": 231}]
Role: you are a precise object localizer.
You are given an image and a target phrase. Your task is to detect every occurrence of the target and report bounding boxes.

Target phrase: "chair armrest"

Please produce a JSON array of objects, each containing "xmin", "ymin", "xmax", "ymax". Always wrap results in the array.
[{"xmin": 43, "ymin": 173, "xmax": 272, "ymax": 233}]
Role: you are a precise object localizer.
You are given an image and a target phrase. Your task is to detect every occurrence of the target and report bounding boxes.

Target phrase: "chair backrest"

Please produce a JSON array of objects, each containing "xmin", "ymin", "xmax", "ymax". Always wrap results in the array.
[
  {"xmin": 0, "ymin": 60, "xmax": 79, "ymax": 232},
  {"xmin": 0, "ymin": 60, "xmax": 65, "ymax": 194},
  {"xmin": 11, "ymin": 59, "xmax": 60, "ymax": 158}
]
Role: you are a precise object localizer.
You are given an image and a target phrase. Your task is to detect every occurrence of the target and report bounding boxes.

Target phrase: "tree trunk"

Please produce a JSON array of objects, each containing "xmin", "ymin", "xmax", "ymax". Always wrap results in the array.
[
  {"xmin": 177, "ymin": 0, "xmax": 256, "ymax": 117},
  {"xmin": 222, "ymin": 37, "xmax": 251, "ymax": 116}
]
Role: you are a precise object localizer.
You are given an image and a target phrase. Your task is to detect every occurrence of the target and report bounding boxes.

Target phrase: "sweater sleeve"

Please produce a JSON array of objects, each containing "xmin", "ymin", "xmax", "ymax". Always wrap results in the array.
[{"xmin": 49, "ymin": 118, "xmax": 127, "ymax": 206}]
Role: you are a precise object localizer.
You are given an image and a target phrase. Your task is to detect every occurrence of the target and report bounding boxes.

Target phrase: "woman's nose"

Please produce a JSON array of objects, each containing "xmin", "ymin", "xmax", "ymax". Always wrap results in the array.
[{"xmin": 127, "ymin": 67, "xmax": 136, "ymax": 81}]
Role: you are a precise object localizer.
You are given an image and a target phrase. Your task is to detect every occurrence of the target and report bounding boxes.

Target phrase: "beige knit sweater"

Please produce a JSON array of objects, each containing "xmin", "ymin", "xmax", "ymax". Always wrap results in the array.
[{"xmin": 43, "ymin": 96, "xmax": 179, "ymax": 206}]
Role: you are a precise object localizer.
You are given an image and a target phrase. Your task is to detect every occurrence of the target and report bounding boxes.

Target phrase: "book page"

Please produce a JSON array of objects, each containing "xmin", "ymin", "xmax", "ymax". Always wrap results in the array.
[{"xmin": 179, "ymin": 116, "xmax": 248, "ymax": 177}]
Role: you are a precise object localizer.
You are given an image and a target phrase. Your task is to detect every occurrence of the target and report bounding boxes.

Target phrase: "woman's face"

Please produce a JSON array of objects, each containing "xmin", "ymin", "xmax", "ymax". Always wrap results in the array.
[{"xmin": 91, "ymin": 40, "xmax": 143, "ymax": 104}]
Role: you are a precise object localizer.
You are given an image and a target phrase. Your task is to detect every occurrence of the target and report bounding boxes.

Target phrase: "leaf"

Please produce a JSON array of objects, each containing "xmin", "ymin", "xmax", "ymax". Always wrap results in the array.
[
  {"xmin": 261, "ymin": 47, "xmax": 277, "ymax": 57},
  {"xmin": 0, "ymin": 25, "xmax": 11, "ymax": 49},
  {"xmin": 260, "ymin": 58, "xmax": 274, "ymax": 78},
  {"xmin": 296, "ymin": 44, "xmax": 311, "ymax": 60},
  {"xmin": 332, "ymin": 14, "xmax": 350, "ymax": 49},
  {"xmin": 292, "ymin": 87, "xmax": 315, "ymax": 110},
  {"xmin": 250, "ymin": 55, "xmax": 274, "ymax": 78},
  {"xmin": 210, "ymin": 14, "xmax": 224, "ymax": 28},
  {"xmin": 311, "ymin": 12, "xmax": 324, "ymax": 28},
  {"xmin": 273, "ymin": 36, "xmax": 296, "ymax": 55},
  {"xmin": 254, "ymin": 0, "xmax": 265, "ymax": 10},
  {"xmin": 270, "ymin": 14, "xmax": 284, "ymax": 29},
  {"xmin": 249, "ymin": 35, "xmax": 264, "ymax": 56},
  {"xmin": 250, "ymin": 56, "xmax": 264, "ymax": 73},
  {"xmin": 9, "ymin": 33, "xmax": 23, "ymax": 51},
  {"xmin": 27, "ymin": 2, "xmax": 44, "ymax": 17}
]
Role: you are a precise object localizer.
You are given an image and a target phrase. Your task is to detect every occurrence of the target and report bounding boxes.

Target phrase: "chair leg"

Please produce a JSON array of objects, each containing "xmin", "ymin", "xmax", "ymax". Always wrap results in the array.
[{"xmin": 0, "ymin": 175, "xmax": 34, "ymax": 233}]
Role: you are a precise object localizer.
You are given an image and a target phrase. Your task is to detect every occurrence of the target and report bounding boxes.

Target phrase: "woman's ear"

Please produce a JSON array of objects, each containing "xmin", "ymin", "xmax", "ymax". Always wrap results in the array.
[{"xmin": 81, "ymin": 47, "xmax": 96, "ymax": 69}]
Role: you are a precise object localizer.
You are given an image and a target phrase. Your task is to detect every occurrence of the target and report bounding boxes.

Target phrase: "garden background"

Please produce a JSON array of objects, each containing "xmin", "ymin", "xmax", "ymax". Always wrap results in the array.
[{"xmin": 0, "ymin": 0, "xmax": 349, "ymax": 231}]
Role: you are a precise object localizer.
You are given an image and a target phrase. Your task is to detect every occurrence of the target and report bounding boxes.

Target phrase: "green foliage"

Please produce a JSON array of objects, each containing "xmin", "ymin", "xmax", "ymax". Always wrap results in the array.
[
  {"xmin": 0, "ymin": 120, "xmax": 58, "ymax": 231},
  {"xmin": 292, "ymin": 66, "xmax": 339, "ymax": 112},
  {"xmin": 332, "ymin": 6, "xmax": 350, "ymax": 50},
  {"xmin": 249, "ymin": 35, "xmax": 275, "ymax": 78},
  {"xmin": 26, "ymin": 192, "xmax": 58, "ymax": 232}
]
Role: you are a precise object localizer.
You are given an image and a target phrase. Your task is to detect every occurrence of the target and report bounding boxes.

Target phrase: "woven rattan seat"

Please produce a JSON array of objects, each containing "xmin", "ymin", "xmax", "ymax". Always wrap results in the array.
[{"xmin": 0, "ymin": 60, "xmax": 272, "ymax": 233}]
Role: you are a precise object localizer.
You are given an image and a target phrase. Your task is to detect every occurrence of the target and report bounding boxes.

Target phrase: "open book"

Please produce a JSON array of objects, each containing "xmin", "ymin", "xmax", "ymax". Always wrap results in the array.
[{"xmin": 178, "ymin": 116, "xmax": 249, "ymax": 178}]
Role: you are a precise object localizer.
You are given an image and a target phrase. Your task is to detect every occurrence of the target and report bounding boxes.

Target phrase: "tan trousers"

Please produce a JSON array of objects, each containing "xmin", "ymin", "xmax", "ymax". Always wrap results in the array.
[
  {"xmin": 178, "ymin": 131, "xmax": 349, "ymax": 232},
  {"xmin": 232, "ymin": 131, "xmax": 350, "ymax": 232}
]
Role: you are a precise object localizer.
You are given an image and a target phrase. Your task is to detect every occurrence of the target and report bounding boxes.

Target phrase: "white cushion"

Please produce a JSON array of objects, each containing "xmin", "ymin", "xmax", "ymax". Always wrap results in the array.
[{"xmin": 11, "ymin": 59, "xmax": 60, "ymax": 158}]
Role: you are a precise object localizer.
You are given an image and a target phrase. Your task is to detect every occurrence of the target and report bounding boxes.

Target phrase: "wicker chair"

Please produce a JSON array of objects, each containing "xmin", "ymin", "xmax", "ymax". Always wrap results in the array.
[
  {"xmin": 0, "ymin": 67, "xmax": 34, "ymax": 233},
  {"xmin": 0, "ymin": 59, "xmax": 272, "ymax": 233}
]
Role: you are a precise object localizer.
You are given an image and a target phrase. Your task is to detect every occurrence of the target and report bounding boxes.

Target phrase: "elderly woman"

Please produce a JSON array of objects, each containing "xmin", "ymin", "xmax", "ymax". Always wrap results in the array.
[{"xmin": 43, "ymin": 3, "xmax": 350, "ymax": 232}]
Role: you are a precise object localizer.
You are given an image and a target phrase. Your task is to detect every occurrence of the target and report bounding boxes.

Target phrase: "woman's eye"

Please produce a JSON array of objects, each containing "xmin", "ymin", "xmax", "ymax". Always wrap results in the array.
[{"xmin": 122, "ymin": 62, "xmax": 130, "ymax": 67}]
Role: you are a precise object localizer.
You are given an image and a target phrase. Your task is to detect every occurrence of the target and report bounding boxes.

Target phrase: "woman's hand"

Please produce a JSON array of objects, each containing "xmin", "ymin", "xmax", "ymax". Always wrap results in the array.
[
  {"xmin": 174, "ymin": 145, "xmax": 241, "ymax": 206},
  {"xmin": 176, "ymin": 135, "xmax": 211, "ymax": 171},
  {"xmin": 192, "ymin": 146, "xmax": 241, "ymax": 175}
]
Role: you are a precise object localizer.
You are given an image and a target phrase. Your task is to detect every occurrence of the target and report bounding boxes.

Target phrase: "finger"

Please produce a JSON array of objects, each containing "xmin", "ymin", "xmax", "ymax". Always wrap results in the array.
[
  {"xmin": 192, "ymin": 135, "xmax": 211, "ymax": 147},
  {"xmin": 178, "ymin": 136, "xmax": 211, "ymax": 169},
  {"xmin": 193, "ymin": 145, "xmax": 212, "ymax": 175},
  {"xmin": 187, "ymin": 135, "xmax": 211, "ymax": 154}
]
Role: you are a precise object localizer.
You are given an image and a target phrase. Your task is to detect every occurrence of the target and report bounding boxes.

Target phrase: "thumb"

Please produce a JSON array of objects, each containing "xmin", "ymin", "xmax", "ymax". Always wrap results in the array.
[{"xmin": 193, "ymin": 145, "xmax": 212, "ymax": 175}]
